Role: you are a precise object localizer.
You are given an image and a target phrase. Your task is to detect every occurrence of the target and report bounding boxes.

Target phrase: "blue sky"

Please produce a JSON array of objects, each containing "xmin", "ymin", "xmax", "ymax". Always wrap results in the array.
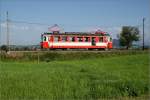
[{"xmin": 0, "ymin": 0, "xmax": 150, "ymax": 45}]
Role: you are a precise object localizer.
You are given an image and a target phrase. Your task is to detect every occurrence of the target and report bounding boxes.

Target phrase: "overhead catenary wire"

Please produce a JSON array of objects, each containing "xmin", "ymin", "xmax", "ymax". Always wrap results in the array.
[{"xmin": 1, "ymin": 20, "xmax": 143, "ymax": 28}]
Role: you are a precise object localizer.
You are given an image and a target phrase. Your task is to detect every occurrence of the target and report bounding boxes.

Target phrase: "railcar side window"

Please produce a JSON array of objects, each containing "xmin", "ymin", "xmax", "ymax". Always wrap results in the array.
[
  {"xmin": 69, "ymin": 36, "xmax": 74, "ymax": 42},
  {"xmin": 69, "ymin": 37, "xmax": 75, "ymax": 42},
  {"xmin": 85, "ymin": 37, "xmax": 89, "ymax": 42},
  {"xmin": 99, "ymin": 37, "xmax": 103, "ymax": 42},
  {"xmin": 62, "ymin": 36, "xmax": 67, "ymax": 42},
  {"xmin": 72, "ymin": 37, "xmax": 75, "ymax": 42},
  {"xmin": 77, "ymin": 37, "xmax": 83, "ymax": 42},
  {"xmin": 58, "ymin": 36, "xmax": 61, "ymax": 41},
  {"xmin": 54, "ymin": 36, "xmax": 58, "ymax": 42}
]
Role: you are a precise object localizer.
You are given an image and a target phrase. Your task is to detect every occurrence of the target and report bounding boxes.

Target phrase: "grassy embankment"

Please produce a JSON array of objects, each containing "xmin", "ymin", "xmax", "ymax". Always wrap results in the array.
[{"xmin": 0, "ymin": 51, "xmax": 149, "ymax": 100}]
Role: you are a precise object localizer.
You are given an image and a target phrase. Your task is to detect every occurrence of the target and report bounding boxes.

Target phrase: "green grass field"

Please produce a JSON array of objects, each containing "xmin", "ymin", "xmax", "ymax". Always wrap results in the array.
[{"xmin": 0, "ymin": 53, "xmax": 149, "ymax": 100}]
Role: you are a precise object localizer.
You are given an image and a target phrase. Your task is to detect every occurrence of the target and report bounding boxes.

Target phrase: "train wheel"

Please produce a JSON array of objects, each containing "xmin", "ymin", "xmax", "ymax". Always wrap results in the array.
[
  {"xmin": 62, "ymin": 48, "xmax": 67, "ymax": 50},
  {"xmin": 88, "ymin": 48, "xmax": 93, "ymax": 50}
]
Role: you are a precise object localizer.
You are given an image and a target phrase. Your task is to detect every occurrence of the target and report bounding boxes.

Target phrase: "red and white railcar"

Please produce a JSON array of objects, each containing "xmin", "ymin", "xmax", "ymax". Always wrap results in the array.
[{"xmin": 41, "ymin": 31, "xmax": 113, "ymax": 50}]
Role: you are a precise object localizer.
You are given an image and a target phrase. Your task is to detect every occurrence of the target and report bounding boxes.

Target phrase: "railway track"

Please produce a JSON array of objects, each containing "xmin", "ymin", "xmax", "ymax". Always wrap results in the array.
[{"xmin": 7, "ymin": 49, "xmax": 113, "ymax": 53}]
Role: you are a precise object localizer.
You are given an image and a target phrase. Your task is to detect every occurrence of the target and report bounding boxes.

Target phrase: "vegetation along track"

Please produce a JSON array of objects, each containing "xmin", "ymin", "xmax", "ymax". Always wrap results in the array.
[{"xmin": 0, "ymin": 50, "xmax": 148, "ymax": 62}]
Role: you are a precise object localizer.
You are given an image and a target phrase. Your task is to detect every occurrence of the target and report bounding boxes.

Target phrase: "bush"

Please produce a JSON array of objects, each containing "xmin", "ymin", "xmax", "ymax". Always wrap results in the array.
[{"xmin": 0, "ymin": 45, "xmax": 8, "ymax": 52}]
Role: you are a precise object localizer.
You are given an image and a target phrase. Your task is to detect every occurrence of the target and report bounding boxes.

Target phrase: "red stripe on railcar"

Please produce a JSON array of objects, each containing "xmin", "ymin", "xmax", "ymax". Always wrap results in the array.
[{"xmin": 51, "ymin": 46, "xmax": 106, "ymax": 49}]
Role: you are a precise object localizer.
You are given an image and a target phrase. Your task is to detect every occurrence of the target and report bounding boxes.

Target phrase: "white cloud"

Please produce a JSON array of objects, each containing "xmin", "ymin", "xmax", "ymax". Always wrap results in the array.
[{"xmin": 0, "ymin": 22, "xmax": 7, "ymax": 27}]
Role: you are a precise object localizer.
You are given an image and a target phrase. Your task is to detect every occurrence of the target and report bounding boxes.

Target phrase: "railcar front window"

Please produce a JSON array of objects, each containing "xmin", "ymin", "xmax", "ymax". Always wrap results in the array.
[{"xmin": 110, "ymin": 37, "xmax": 112, "ymax": 42}]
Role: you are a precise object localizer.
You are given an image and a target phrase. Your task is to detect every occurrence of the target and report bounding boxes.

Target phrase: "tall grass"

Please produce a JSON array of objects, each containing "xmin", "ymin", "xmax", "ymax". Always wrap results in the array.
[
  {"xmin": 0, "ymin": 53, "xmax": 149, "ymax": 100},
  {"xmin": 0, "ymin": 50, "xmax": 148, "ymax": 62}
]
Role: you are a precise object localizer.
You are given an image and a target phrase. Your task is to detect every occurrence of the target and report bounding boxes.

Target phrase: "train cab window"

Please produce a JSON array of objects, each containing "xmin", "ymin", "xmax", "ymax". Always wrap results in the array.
[
  {"xmin": 99, "ymin": 37, "xmax": 103, "ymax": 42},
  {"xmin": 43, "ymin": 36, "xmax": 46, "ymax": 41},
  {"xmin": 110, "ymin": 37, "xmax": 112, "ymax": 42}
]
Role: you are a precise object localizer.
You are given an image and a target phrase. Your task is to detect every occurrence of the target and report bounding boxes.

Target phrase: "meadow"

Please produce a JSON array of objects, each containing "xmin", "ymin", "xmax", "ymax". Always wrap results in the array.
[{"xmin": 0, "ymin": 51, "xmax": 149, "ymax": 100}]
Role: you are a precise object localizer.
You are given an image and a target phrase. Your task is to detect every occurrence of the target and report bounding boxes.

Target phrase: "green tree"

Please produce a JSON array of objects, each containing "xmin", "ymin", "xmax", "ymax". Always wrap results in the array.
[{"xmin": 120, "ymin": 26, "xmax": 140, "ymax": 49}]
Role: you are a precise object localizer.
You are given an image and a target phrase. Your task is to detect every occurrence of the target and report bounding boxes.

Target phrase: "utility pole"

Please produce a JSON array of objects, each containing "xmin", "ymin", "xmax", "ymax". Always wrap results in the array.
[
  {"xmin": 142, "ymin": 18, "xmax": 145, "ymax": 50},
  {"xmin": 6, "ymin": 11, "xmax": 10, "ymax": 52}
]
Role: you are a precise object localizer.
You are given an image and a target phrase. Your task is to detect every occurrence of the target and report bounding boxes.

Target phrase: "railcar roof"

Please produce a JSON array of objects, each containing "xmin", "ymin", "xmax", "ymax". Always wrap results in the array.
[{"xmin": 43, "ymin": 32, "xmax": 110, "ymax": 36}]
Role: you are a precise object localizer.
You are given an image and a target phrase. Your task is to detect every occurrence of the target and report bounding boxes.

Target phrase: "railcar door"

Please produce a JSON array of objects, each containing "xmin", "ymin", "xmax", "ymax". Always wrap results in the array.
[{"xmin": 91, "ymin": 37, "xmax": 96, "ymax": 46}]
